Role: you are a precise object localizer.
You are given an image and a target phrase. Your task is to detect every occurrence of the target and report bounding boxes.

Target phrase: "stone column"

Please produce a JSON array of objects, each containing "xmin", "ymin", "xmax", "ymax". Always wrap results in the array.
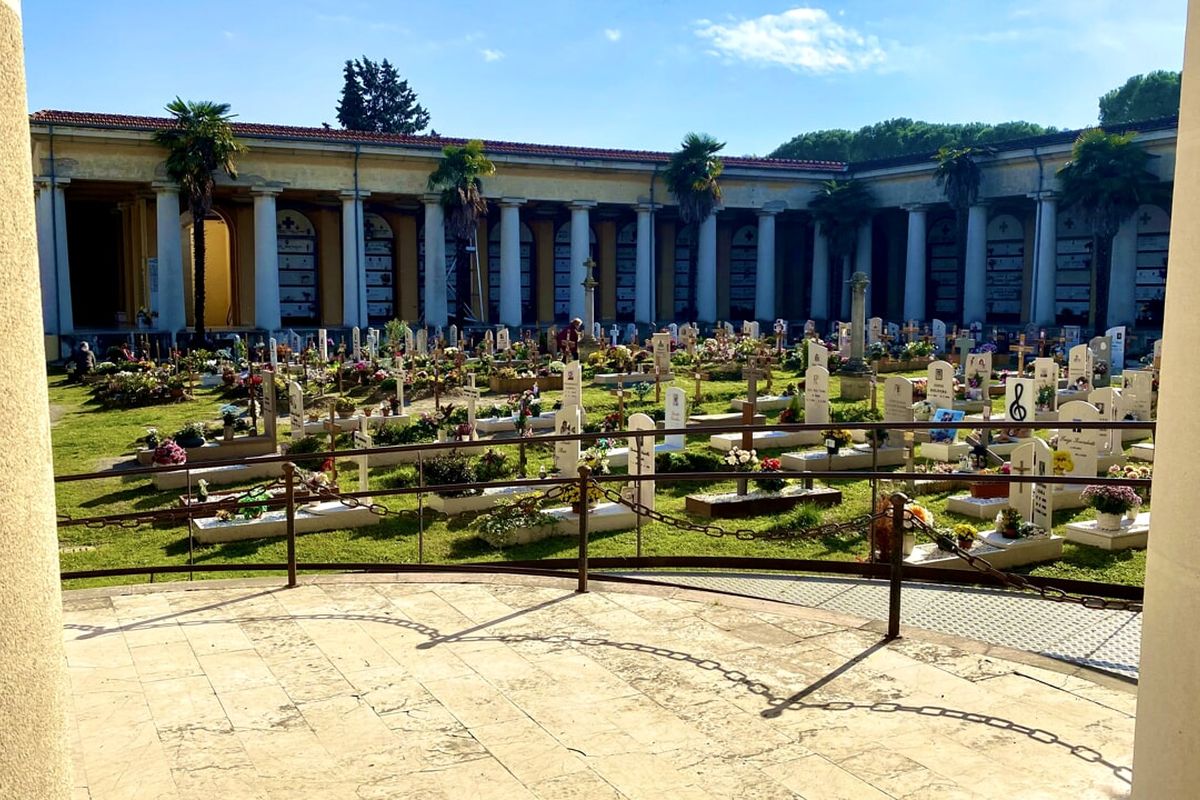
[
  {"xmin": 341, "ymin": 189, "xmax": 369, "ymax": 329},
  {"xmin": 903, "ymin": 205, "xmax": 928, "ymax": 321},
  {"xmin": 33, "ymin": 176, "xmax": 72, "ymax": 339},
  {"xmin": 855, "ymin": 218, "xmax": 873, "ymax": 316},
  {"xmin": 963, "ymin": 203, "xmax": 988, "ymax": 325},
  {"xmin": 153, "ymin": 182, "xmax": 187, "ymax": 336},
  {"xmin": 1132, "ymin": 5, "xmax": 1200, "ymax": 791},
  {"xmin": 634, "ymin": 202, "xmax": 656, "ymax": 325},
  {"xmin": 697, "ymin": 211, "xmax": 718, "ymax": 323},
  {"xmin": 568, "ymin": 201, "xmax": 595, "ymax": 320},
  {"xmin": 810, "ymin": 221, "xmax": 830, "ymax": 320},
  {"xmin": 840, "ymin": 271, "xmax": 872, "ymax": 400},
  {"xmin": 1030, "ymin": 192, "xmax": 1057, "ymax": 326},
  {"xmin": 1109, "ymin": 214, "xmax": 1139, "ymax": 328},
  {"xmin": 422, "ymin": 194, "xmax": 447, "ymax": 328},
  {"xmin": 251, "ymin": 187, "xmax": 281, "ymax": 333},
  {"xmin": 754, "ymin": 204, "xmax": 781, "ymax": 322},
  {"xmin": 499, "ymin": 198, "xmax": 524, "ymax": 328},
  {"xmin": 0, "ymin": 1, "xmax": 72, "ymax": 794}
]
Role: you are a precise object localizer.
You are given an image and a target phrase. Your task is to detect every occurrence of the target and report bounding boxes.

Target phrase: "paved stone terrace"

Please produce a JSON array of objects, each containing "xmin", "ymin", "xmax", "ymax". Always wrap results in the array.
[
  {"xmin": 63, "ymin": 575, "xmax": 1136, "ymax": 799},
  {"xmin": 603, "ymin": 572, "xmax": 1143, "ymax": 681}
]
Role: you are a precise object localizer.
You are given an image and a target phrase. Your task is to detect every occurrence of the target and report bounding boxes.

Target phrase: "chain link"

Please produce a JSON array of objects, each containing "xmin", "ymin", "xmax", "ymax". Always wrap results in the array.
[
  {"xmin": 909, "ymin": 517, "xmax": 1142, "ymax": 612},
  {"xmin": 56, "ymin": 477, "xmax": 289, "ymax": 530}
]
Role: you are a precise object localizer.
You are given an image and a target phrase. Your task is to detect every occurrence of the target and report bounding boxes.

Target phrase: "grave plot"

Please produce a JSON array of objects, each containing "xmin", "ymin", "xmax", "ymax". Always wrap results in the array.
[
  {"xmin": 684, "ymin": 482, "xmax": 841, "ymax": 519},
  {"xmin": 1129, "ymin": 443, "xmax": 1154, "ymax": 462},
  {"xmin": 906, "ymin": 530, "xmax": 1063, "ymax": 570},
  {"xmin": 1056, "ymin": 400, "xmax": 1127, "ymax": 474},
  {"xmin": 425, "ymin": 485, "xmax": 543, "ymax": 515},
  {"xmin": 1064, "ymin": 511, "xmax": 1150, "ymax": 550},
  {"xmin": 711, "ymin": 364, "xmax": 830, "ymax": 453},
  {"xmin": 606, "ymin": 387, "xmax": 688, "ymax": 467}
]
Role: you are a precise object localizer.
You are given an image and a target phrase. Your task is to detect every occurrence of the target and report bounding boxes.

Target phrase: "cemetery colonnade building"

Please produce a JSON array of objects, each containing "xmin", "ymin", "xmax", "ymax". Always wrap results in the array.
[{"xmin": 26, "ymin": 111, "xmax": 1178, "ymax": 357}]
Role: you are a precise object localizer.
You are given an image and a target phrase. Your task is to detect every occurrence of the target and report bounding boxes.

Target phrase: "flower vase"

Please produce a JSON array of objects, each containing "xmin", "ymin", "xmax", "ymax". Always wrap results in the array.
[
  {"xmin": 1125, "ymin": 507, "xmax": 1138, "ymax": 522},
  {"xmin": 1096, "ymin": 512, "xmax": 1123, "ymax": 533},
  {"xmin": 1002, "ymin": 526, "xmax": 1019, "ymax": 540},
  {"xmin": 902, "ymin": 532, "xmax": 915, "ymax": 557},
  {"xmin": 223, "ymin": 424, "xmax": 234, "ymax": 442}
]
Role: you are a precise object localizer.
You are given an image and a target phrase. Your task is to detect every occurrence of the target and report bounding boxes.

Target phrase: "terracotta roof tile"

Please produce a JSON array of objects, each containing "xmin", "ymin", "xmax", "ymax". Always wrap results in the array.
[{"xmin": 28, "ymin": 109, "xmax": 848, "ymax": 172}]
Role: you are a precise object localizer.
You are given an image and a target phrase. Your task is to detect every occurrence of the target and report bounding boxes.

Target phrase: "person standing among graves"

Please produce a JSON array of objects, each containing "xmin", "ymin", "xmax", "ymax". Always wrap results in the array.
[
  {"xmin": 70, "ymin": 341, "xmax": 95, "ymax": 380},
  {"xmin": 558, "ymin": 318, "xmax": 582, "ymax": 361},
  {"xmin": 117, "ymin": 341, "xmax": 135, "ymax": 362}
]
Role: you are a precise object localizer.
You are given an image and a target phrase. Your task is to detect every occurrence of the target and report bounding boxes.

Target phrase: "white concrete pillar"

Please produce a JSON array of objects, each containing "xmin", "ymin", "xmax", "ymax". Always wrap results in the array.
[
  {"xmin": 855, "ymin": 218, "xmax": 873, "ymax": 316},
  {"xmin": 697, "ymin": 211, "xmax": 718, "ymax": 323},
  {"xmin": 1132, "ymin": 4, "xmax": 1200, "ymax": 789},
  {"xmin": 0, "ymin": 1, "xmax": 73, "ymax": 792},
  {"xmin": 1109, "ymin": 214, "xmax": 1139, "ymax": 328},
  {"xmin": 903, "ymin": 205, "xmax": 928, "ymax": 321},
  {"xmin": 251, "ymin": 187, "xmax": 281, "ymax": 333},
  {"xmin": 635, "ymin": 203, "xmax": 655, "ymax": 325},
  {"xmin": 963, "ymin": 203, "xmax": 988, "ymax": 325},
  {"xmin": 1030, "ymin": 193, "xmax": 1057, "ymax": 326},
  {"xmin": 810, "ymin": 221, "xmax": 830, "ymax": 320},
  {"xmin": 153, "ymin": 182, "xmax": 186, "ymax": 335},
  {"xmin": 341, "ymin": 189, "xmax": 369, "ymax": 329},
  {"xmin": 422, "ymin": 195, "xmax": 447, "ymax": 328},
  {"xmin": 569, "ymin": 201, "xmax": 595, "ymax": 320},
  {"xmin": 499, "ymin": 198, "xmax": 524, "ymax": 328},
  {"xmin": 34, "ymin": 177, "xmax": 72, "ymax": 336},
  {"xmin": 755, "ymin": 206, "xmax": 779, "ymax": 322}
]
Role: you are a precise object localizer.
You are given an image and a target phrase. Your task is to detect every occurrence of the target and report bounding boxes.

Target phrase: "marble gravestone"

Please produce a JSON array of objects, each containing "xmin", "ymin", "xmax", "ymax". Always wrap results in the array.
[
  {"xmin": 884, "ymin": 376, "xmax": 914, "ymax": 425},
  {"xmin": 931, "ymin": 320, "xmax": 946, "ymax": 354},
  {"xmin": 1004, "ymin": 378, "xmax": 1036, "ymax": 426},
  {"xmin": 1008, "ymin": 440, "xmax": 1036, "ymax": 520},
  {"xmin": 404, "ymin": 326, "xmax": 414, "ymax": 354},
  {"xmin": 1062, "ymin": 325, "xmax": 1082, "ymax": 350},
  {"xmin": 868, "ymin": 317, "xmax": 883, "ymax": 345},
  {"xmin": 288, "ymin": 381, "xmax": 305, "ymax": 442},
  {"xmin": 808, "ymin": 341, "xmax": 829, "ymax": 370},
  {"xmin": 352, "ymin": 327, "xmax": 361, "ymax": 361},
  {"xmin": 964, "ymin": 353, "xmax": 992, "ymax": 399},
  {"xmin": 1032, "ymin": 358, "xmax": 1058, "ymax": 411},
  {"xmin": 1106, "ymin": 326, "xmax": 1126, "ymax": 376},
  {"xmin": 1089, "ymin": 336, "xmax": 1112, "ymax": 388},
  {"xmin": 448, "ymin": 324, "xmax": 458, "ymax": 348},
  {"xmin": 837, "ymin": 323, "xmax": 852, "ymax": 358},
  {"xmin": 804, "ymin": 320, "xmax": 817, "ymax": 336},
  {"xmin": 1067, "ymin": 345, "xmax": 1093, "ymax": 389},
  {"xmin": 416, "ymin": 328, "xmax": 429, "ymax": 355},
  {"xmin": 268, "ymin": 337, "xmax": 278, "ymax": 370},
  {"xmin": 318, "ymin": 328, "xmax": 328, "ymax": 362},
  {"xmin": 626, "ymin": 323, "xmax": 638, "ymax": 344},
  {"xmin": 668, "ymin": 323, "xmax": 679, "ymax": 344},
  {"xmin": 497, "ymin": 328, "xmax": 511, "ymax": 352},
  {"xmin": 554, "ymin": 405, "xmax": 582, "ymax": 476},
  {"xmin": 926, "ymin": 360, "xmax": 956, "ymax": 412},
  {"xmin": 562, "ymin": 361, "xmax": 584, "ymax": 412},
  {"xmin": 651, "ymin": 332, "xmax": 671, "ymax": 373},
  {"xmin": 664, "ymin": 387, "xmax": 687, "ymax": 449},
  {"xmin": 1089, "ymin": 387, "xmax": 1122, "ymax": 455},
  {"xmin": 1123, "ymin": 370, "xmax": 1154, "ymax": 422},
  {"xmin": 1057, "ymin": 401, "xmax": 1102, "ymax": 479},
  {"xmin": 627, "ymin": 413, "xmax": 656, "ymax": 511},
  {"xmin": 804, "ymin": 366, "xmax": 830, "ymax": 425}
]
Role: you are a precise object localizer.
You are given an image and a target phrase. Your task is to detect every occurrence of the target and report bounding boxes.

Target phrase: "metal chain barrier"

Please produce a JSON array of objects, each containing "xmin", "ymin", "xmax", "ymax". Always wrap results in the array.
[
  {"xmin": 906, "ymin": 512, "xmax": 1143, "ymax": 612},
  {"xmin": 591, "ymin": 479, "xmax": 882, "ymax": 542},
  {"xmin": 56, "ymin": 477, "xmax": 289, "ymax": 530}
]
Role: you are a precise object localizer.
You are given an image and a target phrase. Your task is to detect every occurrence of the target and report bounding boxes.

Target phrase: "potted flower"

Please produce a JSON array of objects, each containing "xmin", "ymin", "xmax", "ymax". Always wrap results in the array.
[
  {"xmin": 1035, "ymin": 384, "xmax": 1056, "ymax": 412},
  {"xmin": 754, "ymin": 457, "xmax": 786, "ymax": 493},
  {"xmin": 1052, "ymin": 450, "xmax": 1074, "ymax": 476},
  {"xmin": 220, "ymin": 404, "xmax": 239, "ymax": 441},
  {"xmin": 1081, "ymin": 484, "xmax": 1142, "ymax": 532},
  {"xmin": 953, "ymin": 523, "xmax": 976, "ymax": 550},
  {"xmin": 174, "ymin": 421, "xmax": 207, "ymax": 450},
  {"xmin": 152, "ymin": 438, "xmax": 187, "ymax": 466},
  {"xmin": 820, "ymin": 428, "xmax": 853, "ymax": 454},
  {"xmin": 778, "ymin": 394, "xmax": 803, "ymax": 424},
  {"xmin": 334, "ymin": 397, "xmax": 356, "ymax": 419},
  {"xmin": 724, "ymin": 446, "xmax": 760, "ymax": 473},
  {"xmin": 995, "ymin": 507, "xmax": 1023, "ymax": 539}
]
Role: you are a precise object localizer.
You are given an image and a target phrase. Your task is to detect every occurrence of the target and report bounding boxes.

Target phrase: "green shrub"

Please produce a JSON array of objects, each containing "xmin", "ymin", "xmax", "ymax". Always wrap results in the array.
[
  {"xmin": 474, "ymin": 449, "xmax": 514, "ymax": 483},
  {"xmin": 286, "ymin": 435, "xmax": 327, "ymax": 468},
  {"xmin": 424, "ymin": 452, "xmax": 478, "ymax": 497}
]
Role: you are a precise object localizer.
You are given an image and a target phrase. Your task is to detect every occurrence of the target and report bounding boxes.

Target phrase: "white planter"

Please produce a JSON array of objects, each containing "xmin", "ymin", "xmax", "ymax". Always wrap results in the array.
[
  {"xmin": 1095, "ymin": 512, "xmax": 1123, "ymax": 533},
  {"xmin": 902, "ymin": 532, "xmax": 916, "ymax": 556}
]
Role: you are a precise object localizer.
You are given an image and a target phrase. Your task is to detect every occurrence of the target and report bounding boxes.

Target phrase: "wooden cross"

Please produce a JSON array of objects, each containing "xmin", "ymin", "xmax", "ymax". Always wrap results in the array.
[
  {"xmin": 693, "ymin": 368, "xmax": 705, "ymax": 405},
  {"xmin": 616, "ymin": 386, "xmax": 625, "ymax": 429},
  {"xmin": 324, "ymin": 402, "xmax": 340, "ymax": 481},
  {"xmin": 901, "ymin": 321, "xmax": 919, "ymax": 343},
  {"xmin": 880, "ymin": 330, "xmax": 894, "ymax": 350},
  {"xmin": 1011, "ymin": 334, "xmax": 1034, "ymax": 374},
  {"xmin": 654, "ymin": 366, "xmax": 662, "ymax": 405}
]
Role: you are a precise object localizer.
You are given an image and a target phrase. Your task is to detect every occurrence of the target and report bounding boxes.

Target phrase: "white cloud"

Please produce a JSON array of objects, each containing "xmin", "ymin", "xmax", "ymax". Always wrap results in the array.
[
  {"xmin": 481, "ymin": 48, "xmax": 505, "ymax": 62},
  {"xmin": 604, "ymin": 28, "xmax": 622, "ymax": 42},
  {"xmin": 695, "ymin": 7, "xmax": 891, "ymax": 73}
]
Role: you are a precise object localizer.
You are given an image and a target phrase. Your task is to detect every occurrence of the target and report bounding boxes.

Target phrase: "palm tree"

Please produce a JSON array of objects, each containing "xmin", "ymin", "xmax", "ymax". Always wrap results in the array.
[
  {"xmin": 808, "ymin": 179, "xmax": 875, "ymax": 317},
  {"xmin": 933, "ymin": 144, "xmax": 992, "ymax": 318},
  {"xmin": 663, "ymin": 133, "xmax": 725, "ymax": 317},
  {"xmin": 427, "ymin": 139, "xmax": 495, "ymax": 325},
  {"xmin": 153, "ymin": 98, "xmax": 243, "ymax": 343},
  {"xmin": 1057, "ymin": 129, "xmax": 1159, "ymax": 332}
]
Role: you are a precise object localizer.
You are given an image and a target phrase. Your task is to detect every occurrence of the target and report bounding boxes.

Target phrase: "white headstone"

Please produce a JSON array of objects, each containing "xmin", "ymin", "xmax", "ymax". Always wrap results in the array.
[
  {"xmin": 926, "ymin": 360, "xmax": 956, "ymax": 411},
  {"xmin": 610, "ymin": 324, "xmax": 620, "ymax": 347},
  {"xmin": 804, "ymin": 366, "xmax": 830, "ymax": 425},
  {"xmin": 651, "ymin": 332, "xmax": 671, "ymax": 373},
  {"xmin": 964, "ymin": 353, "xmax": 992, "ymax": 399},
  {"xmin": 931, "ymin": 320, "xmax": 946, "ymax": 354},
  {"xmin": 1153, "ymin": 339, "xmax": 1163, "ymax": 372},
  {"xmin": 563, "ymin": 361, "xmax": 583, "ymax": 411},
  {"xmin": 1089, "ymin": 387, "xmax": 1122, "ymax": 455},
  {"xmin": 804, "ymin": 320, "xmax": 816, "ymax": 336},
  {"xmin": 1067, "ymin": 344, "xmax": 1093, "ymax": 389},
  {"xmin": 496, "ymin": 327, "xmax": 510, "ymax": 352},
  {"xmin": 261, "ymin": 375, "xmax": 277, "ymax": 444},
  {"xmin": 1058, "ymin": 401, "xmax": 1101, "ymax": 479},
  {"xmin": 403, "ymin": 325, "xmax": 414, "ymax": 354},
  {"xmin": 593, "ymin": 321, "xmax": 602, "ymax": 340},
  {"xmin": 883, "ymin": 376, "xmax": 914, "ymax": 424},
  {"xmin": 627, "ymin": 412, "xmax": 656, "ymax": 512},
  {"xmin": 448, "ymin": 324, "xmax": 458, "ymax": 348},
  {"xmin": 1009, "ymin": 441, "xmax": 1036, "ymax": 520},
  {"xmin": 1089, "ymin": 336, "xmax": 1112, "ymax": 388},
  {"xmin": 318, "ymin": 328, "xmax": 328, "ymax": 362},
  {"xmin": 667, "ymin": 323, "xmax": 679, "ymax": 344},
  {"xmin": 1004, "ymin": 378, "xmax": 1035, "ymax": 425},
  {"xmin": 366, "ymin": 329, "xmax": 378, "ymax": 360},
  {"xmin": 1063, "ymin": 325, "xmax": 1082, "ymax": 350},
  {"xmin": 554, "ymin": 405, "xmax": 581, "ymax": 476},
  {"xmin": 1032, "ymin": 358, "xmax": 1058, "ymax": 411},
  {"xmin": 268, "ymin": 337, "xmax": 278, "ymax": 370},
  {"xmin": 288, "ymin": 381, "xmax": 305, "ymax": 442},
  {"xmin": 664, "ymin": 387, "xmax": 687, "ymax": 449},
  {"xmin": 352, "ymin": 327, "xmax": 362, "ymax": 361},
  {"xmin": 1106, "ymin": 326, "xmax": 1126, "ymax": 376},
  {"xmin": 887, "ymin": 321, "xmax": 903, "ymax": 345},
  {"xmin": 353, "ymin": 417, "xmax": 372, "ymax": 493},
  {"xmin": 837, "ymin": 322, "xmax": 852, "ymax": 358},
  {"xmin": 1122, "ymin": 370, "xmax": 1154, "ymax": 422},
  {"xmin": 415, "ymin": 328, "xmax": 428, "ymax": 354},
  {"xmin": 868, "ymin": 317, "xmax": 883, "ymax": 345},
  {"xmin": 625, "ymin": 323, "xmax": 638, "ymax": 344},
  {"xmin": 809, "ymin": 341, "xmax": 829, "ymax": 370},
  {"xmin": 483, "ymin": 330, "xmax": 494, "ymax": 356},
  {"xmin": 1030, "ymin": 438, "xmax": 1054, "ymax": 532}
]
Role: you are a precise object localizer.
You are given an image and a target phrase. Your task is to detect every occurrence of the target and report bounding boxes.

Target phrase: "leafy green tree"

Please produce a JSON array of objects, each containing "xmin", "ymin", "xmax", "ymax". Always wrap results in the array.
[
  {"xmin": 771, "ymin": 119, "xmax": 1056, "ymax": 162},
  {"xmin": 933, "ymin": 144, "xmax": 992, "ymax": 307},
  {"xmin": 663, "ymin": 133, "xmax": 725, "ymax": 318},
  {"xmin": 1057, "ymin": 129, "xmax": 1160, "ymax": 331},
  {"xmin": 153, "ymin": 99, "xmax": 243, "ymax": 343},
  {"xmin": 1099, "ymin": 71, "xmax": 1181, "ymax": 125},
  {"xmin": 337, "ymin": 57, "xmax": 431, "ymax": 135},
  {"xmin": 427, "ymin": 140, "xmax": 495, "ymax": 324},
  {"xmin": 807, "ymin": 179, "xmax": 875, "ymax": 316}
]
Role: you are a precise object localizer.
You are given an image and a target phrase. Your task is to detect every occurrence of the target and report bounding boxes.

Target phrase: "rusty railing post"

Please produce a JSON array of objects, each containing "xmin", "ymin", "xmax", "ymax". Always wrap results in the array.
[
  {"xmin": 887, "ymin": 491, "xmax": 908, "ymax": 639},
  {"xmin": 577, "ymin": 465, "xmax": 591, "ymax": 593},
  {"xmin": 284, "ymin": 461, "xmax": 297, "ymax": 588}
]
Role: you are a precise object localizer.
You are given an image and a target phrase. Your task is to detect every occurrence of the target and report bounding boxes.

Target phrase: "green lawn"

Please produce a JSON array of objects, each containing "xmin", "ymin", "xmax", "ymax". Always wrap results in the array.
[{"xmin": 50, "ymin": 367, "xmax": 1146, "ymax": 591}]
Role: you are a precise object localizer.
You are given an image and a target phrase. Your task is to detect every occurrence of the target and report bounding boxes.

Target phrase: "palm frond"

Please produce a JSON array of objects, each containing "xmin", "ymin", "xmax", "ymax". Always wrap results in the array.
[{"xmin": 664, "ymin": 133, "xmax": 725, "ymax": 225}]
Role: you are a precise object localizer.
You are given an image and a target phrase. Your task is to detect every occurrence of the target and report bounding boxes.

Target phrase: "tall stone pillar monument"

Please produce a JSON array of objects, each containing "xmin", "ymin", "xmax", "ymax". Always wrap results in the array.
[{"xmin": 0, "ymin": 1, "xmax": 73, "ymax": 796}]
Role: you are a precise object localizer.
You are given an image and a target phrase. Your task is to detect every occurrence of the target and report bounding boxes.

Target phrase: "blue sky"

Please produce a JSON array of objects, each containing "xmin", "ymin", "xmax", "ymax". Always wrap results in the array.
[{"xmin": 21, "ymin": 0, "xmax": 1187, "ymax": 155}]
